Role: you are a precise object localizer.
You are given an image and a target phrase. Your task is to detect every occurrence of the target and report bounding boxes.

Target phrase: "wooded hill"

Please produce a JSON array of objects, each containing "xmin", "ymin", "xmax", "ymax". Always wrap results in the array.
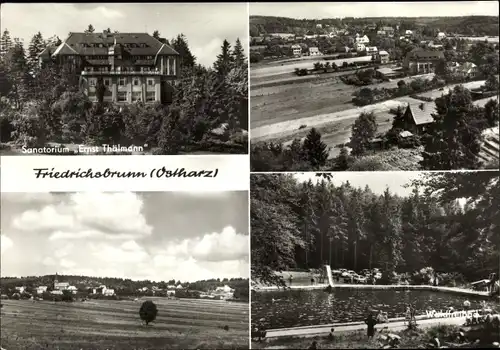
[
  {"xmin": 250, "ymin": 15, "xmax": 499, "ymax": 37},
  {"xmin": 251, "ymin": 172, "xmax": 499, "ymax": 287}
]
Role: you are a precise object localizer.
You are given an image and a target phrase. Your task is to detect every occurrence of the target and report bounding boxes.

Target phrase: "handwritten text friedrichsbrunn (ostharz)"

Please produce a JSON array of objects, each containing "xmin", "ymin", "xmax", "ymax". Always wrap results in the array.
[{"xmin": 32, "ymin": 167, "xmax": 219, "ymax": 179}]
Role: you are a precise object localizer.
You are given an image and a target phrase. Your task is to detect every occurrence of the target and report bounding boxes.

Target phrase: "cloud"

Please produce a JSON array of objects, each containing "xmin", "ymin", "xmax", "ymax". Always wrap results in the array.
[
  {"xmin": 95, "ymin": 6, "xmax": 124, "ymax": 19},
  {"xmin": 12, "ymin": 193, "xmax": 152, "ymax": 240},
  {"xmin": 1, "ymin": 193, "xmax": 57, "ymax": 205},
  {"xmin": 1, "ymin": 235, "xmax": 13, "ymax": 254},
  {"xmin": 191, "ymin": 226, "xmax": 248, "ymax": 262}
]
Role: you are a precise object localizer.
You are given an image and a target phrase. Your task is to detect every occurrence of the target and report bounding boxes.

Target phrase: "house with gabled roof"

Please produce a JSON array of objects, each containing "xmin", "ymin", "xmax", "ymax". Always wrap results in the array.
[
  {"xmin": 402, "ymin": 102, "xmax": 436, "ymax": 134},
  {"xmin": 403, "ymin": 49, "xmax": 444, "ymax": 74},
  {"xmin": 39, "ymin": 32, "xmax": 180, "ymax": 104}
]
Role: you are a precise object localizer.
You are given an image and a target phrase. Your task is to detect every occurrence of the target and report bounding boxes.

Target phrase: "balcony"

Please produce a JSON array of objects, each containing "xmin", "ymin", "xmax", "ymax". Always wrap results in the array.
[{"xmin": 81, "ymin": 70, "xmax": 165, "ymax": 76}]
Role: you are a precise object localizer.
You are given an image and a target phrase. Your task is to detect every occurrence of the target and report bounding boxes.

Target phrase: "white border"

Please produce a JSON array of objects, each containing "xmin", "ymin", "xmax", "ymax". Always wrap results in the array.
[{"xmin": 0, "ymin": 155, "xmax": 249, "ymax": 192}]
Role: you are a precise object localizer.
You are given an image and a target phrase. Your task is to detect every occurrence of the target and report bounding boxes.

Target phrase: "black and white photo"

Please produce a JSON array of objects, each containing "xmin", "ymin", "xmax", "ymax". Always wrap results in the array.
[
  {"xmin": 250, "ymin": 171, "xmax": 499, "ymax": 349},
  {"xmin": 0, "ymin": 3, "xmax": 248, "ymax": 155},
  {"xmin": 249, "ymin": 1, "xmax": 499, "ymax": 171},
  {"xmin": 1, "ymin": 191, "xmax": 250, "ymax": 349}
]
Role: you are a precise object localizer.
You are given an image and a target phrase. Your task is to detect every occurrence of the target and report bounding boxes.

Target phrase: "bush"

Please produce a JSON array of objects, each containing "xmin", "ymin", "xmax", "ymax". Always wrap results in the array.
[
  {"xmin": 349, "ymin": 156, "xmax": 396, "ymax": 171},
  {"xmin": 411, "ymin": 267, "xmax": 435, "ymax": 285},
  {"xmin": 10, "ymin": 107, "xmax": 48, "ymax": 147},
  {"xmin": 139, "ymin": 300, "xmax": 158, "ymax": 325}
]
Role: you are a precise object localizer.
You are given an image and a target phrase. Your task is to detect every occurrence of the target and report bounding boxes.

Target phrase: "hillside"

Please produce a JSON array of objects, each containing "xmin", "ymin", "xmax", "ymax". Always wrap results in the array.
[
  {"xmin": 250, "ymin": 15, "xmax": 499, "ymax": 37},
  {"xmin": 0, "ymin": 275, "xmax": 249, "ymax": 294}
]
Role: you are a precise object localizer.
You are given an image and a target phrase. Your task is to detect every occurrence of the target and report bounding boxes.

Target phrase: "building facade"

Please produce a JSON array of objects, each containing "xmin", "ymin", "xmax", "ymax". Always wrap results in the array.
[
  {"xmin": 403, "ymin": 49, "xmax": 445, "ymax": 74},
  {"xmin": 40, "ymin": 32, "xmax": 180, "ymax": 104}
]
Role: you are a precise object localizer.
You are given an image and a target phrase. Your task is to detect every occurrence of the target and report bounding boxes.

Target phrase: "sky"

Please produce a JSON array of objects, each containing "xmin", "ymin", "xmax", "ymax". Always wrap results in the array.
[
  {"xmin": 294, "ymin": 172, "xmax": 423, "ymax": 197},
  {"xmin": 0, "ymin": 3, "xmax": 249, "ymax": 67},
  {"xmin": 250, "ymin": 1, "xmax": 499, "ymax": 19},
  {"xmin": 0, "ymin": 192, "xmax": 249, "ymax": 282}
]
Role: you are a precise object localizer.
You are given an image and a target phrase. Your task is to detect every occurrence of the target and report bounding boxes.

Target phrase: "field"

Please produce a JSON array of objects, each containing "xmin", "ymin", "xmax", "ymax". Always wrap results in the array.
[{"xmin": 0, "ymin": 297, "xmax": 249, "ymax": 350}]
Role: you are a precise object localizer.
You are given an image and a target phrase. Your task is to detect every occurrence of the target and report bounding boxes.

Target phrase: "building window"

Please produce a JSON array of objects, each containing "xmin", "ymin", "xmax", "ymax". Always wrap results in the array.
[
  {"xmin": 167, "ymin": 57, "xmax": 176, "ymax": 76},
  {"xmin": 117, "ymin": 92, "xmax": 127, "ymax": 102},
  {"xmin": 104, "ymin": 78, "xmax": 110, "ymax": 86},
  {"xmin": 147, "ymin": 79, "xmax": 154, "ymax": 86},
  {"xmin": 143, "ymin": 67, "xmax": 150, "ymax": 72},
  {"xmin": 88, "ymin": 78, "xmax": 97, "ymax": 87},
  {"xmin": 133, "ymin": 78, "xmax": 140, "ymax": 86},
  {"xmin": 146, "ymin": 91, "xmax": 156, "ymax": 102},
  {"xmin": 118, "ymin": 77, "xmax": 126, "ymax": 86},
  {"xmin": 132, "ymin": 91, "xmax": 142, "ymax": 101}
]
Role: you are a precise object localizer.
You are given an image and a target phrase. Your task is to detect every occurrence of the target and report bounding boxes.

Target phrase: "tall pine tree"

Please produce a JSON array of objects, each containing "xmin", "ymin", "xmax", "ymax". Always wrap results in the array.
[
  {"xmin": 0, "ymin": 29, "xmax": 13, "ymax": 59},
  {"xmin": 84, "ymin": 25, "xmax": 95, "ymax": 33},
  {"xmin": 27, "ymin": 32, "xmax": 45, "ymax": 74},
  {"xmin": 213, "ymin": 39, "xmax": 234, "ymax": 77},
  {"xmin": 171, "ymin": 34, "xmax": 196, "ymax": 70},
  {"xmin": 302, "ymin": 128, "xmax": 329, "ymax": 169},
  {"xmin": 232, "ymin": 38, "xmax": 246, "ymax": 68}
]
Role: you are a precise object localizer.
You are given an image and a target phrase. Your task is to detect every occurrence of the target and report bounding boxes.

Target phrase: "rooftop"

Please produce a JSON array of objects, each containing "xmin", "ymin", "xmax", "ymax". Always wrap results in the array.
[
  {"xmin": 51, "ymin": 32, "xmax": 179, "ymax": 57},
  {"xmin": 407, "ymin": 103, "xmax": 436, "ymax": 125}
]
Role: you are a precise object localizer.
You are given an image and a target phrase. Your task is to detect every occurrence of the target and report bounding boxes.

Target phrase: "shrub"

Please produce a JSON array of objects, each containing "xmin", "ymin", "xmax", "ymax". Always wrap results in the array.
[
  {"xmin": 411, "ymin": 267, "xmax": 435, "ymax": 285},
  {"xmin": 10, "ymin": 107, "xmax": 48, "ymax": 147},
  {"xmin": 349, "ymin": 156, "xmax": 396, "ymax": 171},
  {"xmin": 139, "ymin": 300, "xmax": 158, "ymax": 325}
]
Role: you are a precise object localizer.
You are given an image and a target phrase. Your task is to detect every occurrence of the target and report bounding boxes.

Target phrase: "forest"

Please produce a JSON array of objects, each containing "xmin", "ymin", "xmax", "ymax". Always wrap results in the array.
[
  {"xmin": 251, "ymin": 172, "xmax": 499, "ymax": 287},
  {"xmin": 0, "ymin": 26, "xmax": 248, "ymax": 154},
  {"xmin": 250, "ymin": 15, "xmax": 500, "ymax": 37}
]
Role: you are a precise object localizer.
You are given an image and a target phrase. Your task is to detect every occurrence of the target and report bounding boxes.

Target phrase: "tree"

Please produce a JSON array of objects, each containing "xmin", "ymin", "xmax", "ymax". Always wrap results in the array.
[
  {"xmin": 350, "ymin": 112, "xmax": 377, "ymax": 157},
  {"xmin": 0, "ymin": 29, "xmax": 14, "ymax": 59},
  {"xmin": 334, "ymin": 147, "xmax": 351, "ymax": 170},
  {"xmin": 232, "ymin": 38, "xmax": 246, "ymax": 68},
  {"xmin": 484, "ymin": 74, "xmax": 499, "ymax": 92},
  {"xmin": 95, "ymin": 77, "xmax": 106, "ymax": 104},
  {"xmin": 152, "ymin": 30, "xmax": 161, "ymax": 40},
  {"xmin": 171, "ymin": 34, "xmax": 196, "ymax": 69},
  {"xmin": 103, "ymin": 28, "xmax": 112, "ymax": 35},
  {"xmin": 27, "ymin": 32, "xmax": 45, "ymax": 73},
  {"xmin": 302, "ymin": 128, "xmax": 329, "ymax": 169},
  {"xmin": 84, "ymin": 24, "xmax": 95, "ymax": 34},
  {"xmin": 484, "ymin": 99, "xmax": 499, "ymax": 127},
  {"xmin": 62, "ymin": 290, "xmax": 73, "ymax": 302},
  {"xmin": 139, "ymin": 300, "xmax": 158, "ymax": 325},
  {"xmin": 420, "ymin": 86, "xmax": 483, "ymax": 170},
  {"xmin": 214, "ymin": 39, "xmax": 234, "ymax": 77}
]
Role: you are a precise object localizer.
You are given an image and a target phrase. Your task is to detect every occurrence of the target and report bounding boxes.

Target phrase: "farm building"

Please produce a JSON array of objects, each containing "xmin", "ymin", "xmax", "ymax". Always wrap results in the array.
[
  {"xmin": 375, "ymin": 67, "xmax": 403, "ymax": 79},
  {"xmin": 403, "ymin": 49, "xmax": 444, "ymax": 74},
  {"xmin": 401, "ymin": 102, "xmax": 436, "ymax": 134}
]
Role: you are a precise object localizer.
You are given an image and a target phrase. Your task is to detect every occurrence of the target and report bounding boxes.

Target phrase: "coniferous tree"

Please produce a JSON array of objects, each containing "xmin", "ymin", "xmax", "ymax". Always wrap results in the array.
[
  {"xmin": 152, "ymin": 30, "xmax": 161, "ymax": 41},
  {"xmin": 232, "ymin": 38, "xmax": 246, "ymax": 68},
  {"xmin": 391, "ymin": 105, "xmax": 406, "ymax": 130},
  {"xmin": 303, "ymin": 128, "xmax": 329, "ymax": 169},
  {"xmin": 0, "ymin": 29, "xmax": 13, "ymax": 59},
  {"xmin": 84, "ymin": 25, "xmax": 95, "ymax": 33},
  {"xmin": 484, "ymin": 99, "xmax": 499, "ymax": 127},
  {"xmin": 27, "ymin": 32, "xmax": 45, "ymax": 73},
  {"xmin": 213, "ymin": 39, "xmax": 234, "ymax": 77},
  {"xmin": 171, "ymin": 34, "xmax": 196, "ymax": 69}
]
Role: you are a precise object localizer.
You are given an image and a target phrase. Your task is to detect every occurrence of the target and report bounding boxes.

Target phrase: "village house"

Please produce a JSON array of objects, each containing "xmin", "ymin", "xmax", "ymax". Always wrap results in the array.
[
  {"xmin": 36, "ymin": 286, "xmax": 48, "ymax": 294},
  {"xmin": 454, "ymin": 62, "xmax": 478, "ymax": 79},
  {"xmin": 365, "ymin": 46, "xmax": 378, "ymax": 55},
  {"xmin": 436, "ymin": 32, "xmax": 447, "ymax": 40},
  {"xmin": 39, "ymin": 32, "xmax": 180, "ymax": 104},
  {"xmin": 405, "ymin": 29, "xmax": 414, "ymax": 37},
  {"xmin": 291, "ymin": 44, "xmax": 302, "ymax": 57},
  {"xmin": 355, "ymin": 34, "xmax": 370, "ymax": 45},
  {"xmin": 308, "ymin": 47, "xmax": 321, "ymax": 56},
  {"xmin": 381, "ymin": 26, "xmax": 395, "ymax": 36},
  {"xmin": 14, "ymin": 286, "xmax": 25, "ymax": 294},
  {"xmin": 376, "ymin": 50, "xmax": 390, "ymax": 64},
  {"xmin": 316, "ymin": 24, "xmax": 323, "ymax": 29},
  {"xmin": 356, "ymin": 43, "xmax": 366, "ymax": 52},
  {"xmin": 377, "ymin": 30, "xmax": 387, "ymax": 36},
  {"xmin": 376, "ymin": 67, "xmax": 404, "ymax": 80},
  {"xmin": 403, "ymin": 49, "xmax": 445, "ymax": 74},
  {"xmin": 401, "ymin": 102, "xmax": 436, "ymax": 134},
  {"xmin": 212, "ymin": 285, "xmax": 235, "ymax": 300},
  {"xmin": 428, "ymin": 41, "xmax": 444, "ymax": 49}
]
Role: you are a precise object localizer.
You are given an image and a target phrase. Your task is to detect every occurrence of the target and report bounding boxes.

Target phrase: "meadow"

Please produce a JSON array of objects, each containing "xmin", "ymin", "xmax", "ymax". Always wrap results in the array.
[{"xmin": 0, "ymin": 297, "xmax": 249, "ymax": 350}]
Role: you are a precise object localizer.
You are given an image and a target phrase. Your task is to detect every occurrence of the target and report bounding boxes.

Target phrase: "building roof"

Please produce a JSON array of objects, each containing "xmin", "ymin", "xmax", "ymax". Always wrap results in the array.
[
  {"xmin": 406, "ymin": 49, "xmax": 444, "ymax": 61},
  {"xmin": 379, "ymin": 50, "xmax": 389, "ymax": 56},
  {"xmin": 407, "ymin": 103, "xmax": 436, "ymax": 125},
  {"xmin": 52, "ymin": 32, "xmax": 179, "ymax": 58}
]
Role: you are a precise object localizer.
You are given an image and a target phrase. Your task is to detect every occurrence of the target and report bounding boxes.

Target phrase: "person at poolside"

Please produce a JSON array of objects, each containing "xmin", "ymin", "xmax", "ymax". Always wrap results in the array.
[
  {"xmin": 311, "ymin": 276, "xmax": 315, "ymax": 285},
  {"xmin": 288, "ymin": 274, "xmax": 293, "ymax": 286},
  {"xmin": 365, "ymin": 312, "xmax": 377, "ymax": 339}
]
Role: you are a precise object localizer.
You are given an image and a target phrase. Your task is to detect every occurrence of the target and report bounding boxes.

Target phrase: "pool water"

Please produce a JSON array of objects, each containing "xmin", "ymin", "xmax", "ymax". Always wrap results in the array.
[{"xmin": 251, "ymin": 289, "xmax": 499, "ymax": 329}]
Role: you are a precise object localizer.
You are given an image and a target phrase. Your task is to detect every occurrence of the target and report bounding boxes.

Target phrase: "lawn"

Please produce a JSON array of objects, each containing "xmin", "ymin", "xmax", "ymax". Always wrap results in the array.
[{"xmin": 0, "ymin": 297, "xmax": 249, "ymax": 349}]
